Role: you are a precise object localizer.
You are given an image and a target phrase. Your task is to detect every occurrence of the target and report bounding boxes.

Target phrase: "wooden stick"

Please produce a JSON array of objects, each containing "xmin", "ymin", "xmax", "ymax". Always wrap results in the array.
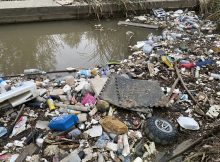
[
  {"xmin": 2, "ymin": 69, "xmax": 78, "ymax": 78},
  {"xmin": 168, "ymin": 119, "xmax": 220, "ymax": 161},
  {"xmin": 6, "ymin": 104, "xmax": 25, "ymax": 137},
  {"xmin": 174, "ymin": 63, "xmax": 198, "ymax": 104},
  {"xmin": 157, "ymin": 77, "xmax": 179, "ymax": 107},
  {"xmin": 118, "ymin": 21, "xmax": 159, "ymax": 29}
]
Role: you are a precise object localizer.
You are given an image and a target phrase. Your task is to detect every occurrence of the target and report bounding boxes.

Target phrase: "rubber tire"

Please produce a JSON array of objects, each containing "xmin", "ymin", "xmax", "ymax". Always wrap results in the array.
[{"xmin": 144, "ymin": 117, "xmax": 177, "ymax": 145}]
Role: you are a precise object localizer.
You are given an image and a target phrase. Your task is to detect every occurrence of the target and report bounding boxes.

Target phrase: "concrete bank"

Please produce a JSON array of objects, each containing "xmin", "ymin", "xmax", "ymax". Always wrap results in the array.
[{"xmin": 0, "ymin": 0, "xmax": 199, "ymax": 24}]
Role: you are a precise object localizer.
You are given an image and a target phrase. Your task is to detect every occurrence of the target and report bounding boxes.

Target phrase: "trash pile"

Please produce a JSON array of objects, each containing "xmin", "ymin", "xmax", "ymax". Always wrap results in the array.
[{"xmin": 0, "ymin": 9, "xmax": 220, "ymax": 162}]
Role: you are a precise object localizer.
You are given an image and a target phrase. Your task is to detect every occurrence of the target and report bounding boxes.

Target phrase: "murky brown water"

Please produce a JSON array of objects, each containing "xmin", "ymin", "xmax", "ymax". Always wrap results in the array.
[{"xmin": 0, "ymin": 19, "xmax": 160, "ymax": 75}]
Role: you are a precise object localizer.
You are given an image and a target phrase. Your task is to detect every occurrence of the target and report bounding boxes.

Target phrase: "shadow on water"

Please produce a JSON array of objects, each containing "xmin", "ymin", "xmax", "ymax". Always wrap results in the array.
[{"xmin": 0, "ymin": 19, "xmax": 160, "ymax": 75}]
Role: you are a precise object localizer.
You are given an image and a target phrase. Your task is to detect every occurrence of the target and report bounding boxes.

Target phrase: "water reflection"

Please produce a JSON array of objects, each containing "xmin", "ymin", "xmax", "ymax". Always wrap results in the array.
[{"xmin": 0, "ymin": 20, "xmax": 159, "ymax": 75}]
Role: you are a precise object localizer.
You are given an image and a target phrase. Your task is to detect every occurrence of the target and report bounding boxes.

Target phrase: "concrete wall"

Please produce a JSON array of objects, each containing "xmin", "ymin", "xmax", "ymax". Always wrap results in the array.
[{"xmin": 0, "ymin": 0, "xmax": 199, "ymax": 24}]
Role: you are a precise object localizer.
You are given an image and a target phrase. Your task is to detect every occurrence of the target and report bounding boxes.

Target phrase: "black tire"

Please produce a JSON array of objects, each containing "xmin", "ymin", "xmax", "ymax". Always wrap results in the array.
[{"xmin": 144, "ymin": 117, "xmax": 177, "ymax": 145}]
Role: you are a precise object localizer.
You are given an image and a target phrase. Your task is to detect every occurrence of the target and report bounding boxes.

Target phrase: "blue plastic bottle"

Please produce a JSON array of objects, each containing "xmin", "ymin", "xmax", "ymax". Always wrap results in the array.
[{"xmin": 49, "ymin": 114, "xmax": 78, "ymax": 131}]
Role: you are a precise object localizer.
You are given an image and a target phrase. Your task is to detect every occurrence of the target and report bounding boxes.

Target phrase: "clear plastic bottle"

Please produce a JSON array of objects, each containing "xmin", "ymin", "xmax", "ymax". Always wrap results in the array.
[
  {"xmin": 23, "ymin": 69, "xmax": 41, "ymax": 75},
  {"xmin": 210, "ymin": 73, "xmax": 220, "ymax": 80}
]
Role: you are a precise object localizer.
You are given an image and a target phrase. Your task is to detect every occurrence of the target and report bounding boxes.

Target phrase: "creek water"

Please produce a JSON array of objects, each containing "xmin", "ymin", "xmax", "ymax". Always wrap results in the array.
[{"xmin": 0, "ymin": 19, "xmax": 160, "ymax": 75}]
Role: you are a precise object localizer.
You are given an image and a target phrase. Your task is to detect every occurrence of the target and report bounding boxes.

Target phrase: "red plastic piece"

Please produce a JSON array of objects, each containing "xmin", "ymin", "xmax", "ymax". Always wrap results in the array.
[{"xmin": 180, "ymin": 62, "xmax": 195, "ymax": 69}]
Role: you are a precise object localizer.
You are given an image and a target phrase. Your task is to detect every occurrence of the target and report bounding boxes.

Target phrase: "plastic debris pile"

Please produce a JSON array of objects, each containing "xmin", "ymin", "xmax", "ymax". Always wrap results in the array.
[{"xmin": 0, "ymin": 9, "xmax": 220, "ymax": 162}]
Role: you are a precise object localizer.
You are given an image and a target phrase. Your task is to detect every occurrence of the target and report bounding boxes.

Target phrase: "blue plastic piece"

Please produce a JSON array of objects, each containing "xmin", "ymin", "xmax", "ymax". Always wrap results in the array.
[
  {"xmin": 196, "ymin": 60, "xmax": 213, "ymax": 67},
  {"xmin": 49, "ymin": 115, "xmax": 78, "ymax": 131},
  {"xmin": 0, "ymin": 127, "xmax": 7, "ymax": 137},
  {"xmin": 79, "ymin": 70, "xmax": 90, "ymax": 77}
]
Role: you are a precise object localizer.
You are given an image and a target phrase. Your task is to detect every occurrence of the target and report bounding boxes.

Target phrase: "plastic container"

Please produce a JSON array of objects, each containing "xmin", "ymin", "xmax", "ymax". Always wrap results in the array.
[
  {"xmin": 49, "ymin": 114, "xmax": 78, "ymax": 131},
  {"xmin": 177, "ymin": 116, "xmax": 200, "ymax": 130}
]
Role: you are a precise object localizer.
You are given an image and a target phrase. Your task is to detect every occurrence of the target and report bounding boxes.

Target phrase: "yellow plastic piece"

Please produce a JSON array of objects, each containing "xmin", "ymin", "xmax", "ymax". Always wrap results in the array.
[
  {"xmin": 47, "ymin": 98, "xmax": 55, "ymax": 111},
  {"xmin": 161, "ymin": 56, "xmax": 173, "ymax": 69}
]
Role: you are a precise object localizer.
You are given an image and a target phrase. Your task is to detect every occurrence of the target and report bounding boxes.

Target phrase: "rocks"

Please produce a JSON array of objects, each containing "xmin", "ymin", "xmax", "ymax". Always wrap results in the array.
[
  {"xmin": 96, "ymin": 100, "xmax": 110, "ymax": 112},
  {"xmin": 44, "ymin": 145, "xmax": 60, "ymax": 156},
  {"xmin": 106, "ymin": 142, "xmax": 118, "ymax": 151},
  {"xmin": 85, "ymin": 125, "xmax": 103, "ymax": 137},
  {"xmin": 50, "ymin": 88, "xmax": 64, "ymax": 95},
  {"xmin": 77, "ymin": 113, "xmax": 88, "ymax": 122},
  {"xmin": 100, "ymin": 116, "xmax": 128, "ymax": 135},
  {"xmin": 65, "ymin": 75, "xmax": 75, "ymax": 86}
]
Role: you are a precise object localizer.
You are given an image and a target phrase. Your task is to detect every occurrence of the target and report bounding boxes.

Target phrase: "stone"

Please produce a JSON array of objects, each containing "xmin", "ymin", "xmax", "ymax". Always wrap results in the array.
[
  {"xmin": 106, "ymin": 142, "xmax": 118, "ymax": 151},
  {"xmin": 51, "ymin": 89, "xmax": 64, "ymax": 96},
  {"xmin": 100, "ymin": 116, "xmax": 128, "ymax": 135},
  {"xmin": 65, "ymin": 75, "xmax": 75, "ymax": 86},
  {"xmin": 96, "ymin": 100, "xmax": 110, "ymax": 112},
  {"xmin": 85, "ymin": 125, "xmax": 102, "ymax": 137},
  {"xmin": 44, "ymin": 145, "xmax": 60, "ymax": 156},
  {"xmin": 77, "ymin": 113, "xmax": 88, "ymax": 123}
]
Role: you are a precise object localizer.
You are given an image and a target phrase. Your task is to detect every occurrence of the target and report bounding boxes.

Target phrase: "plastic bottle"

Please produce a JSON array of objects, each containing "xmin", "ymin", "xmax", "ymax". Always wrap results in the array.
[
  {"xmin": 67, "ymin": 128, "xmax": 81, "ymax": 139},
  {"xmin": 210, "ymin": 73, "xmax": 220, "ymax": 80},
  {"xmin": 23, "ymin": 69, "xmax": 41, "ymax": 75},
  {"xmin": 195, "ymin": 66, "xmax": 200, "ymax": 78},
  {"xmin": 78, "ymin": 70, "xmax": 91, "ymax": 78},
  {"xmin": 0, "ymin": 78, "xmax": 7, "ymax": 93},
  {"xmin": 66, "ymin": 90, "xmax": 72, "ymax": 104},
  {"xmin": 161, "ymin": 56, "xmax": 173, "ymax": 69},
  {"xmin": 143, "ymin": 43, "xmax": 153, "ymax": 54},
  {"xmin": 47, "ymin": 96, "xmax": 55, "ymax": 111}
]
